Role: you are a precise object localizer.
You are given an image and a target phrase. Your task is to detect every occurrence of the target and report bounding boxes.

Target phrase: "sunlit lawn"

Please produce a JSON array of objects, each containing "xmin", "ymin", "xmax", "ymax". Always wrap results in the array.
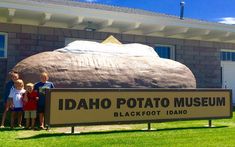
[{"xmin": 0, "ymin": 110, "xmax": 234, "ymax": 147}]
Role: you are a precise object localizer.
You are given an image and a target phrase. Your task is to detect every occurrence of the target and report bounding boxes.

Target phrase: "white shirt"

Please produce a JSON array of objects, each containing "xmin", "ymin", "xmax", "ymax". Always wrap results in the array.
[{"xmin": 9, "ymin": 87, "xmax": 26, "ymax": 108}]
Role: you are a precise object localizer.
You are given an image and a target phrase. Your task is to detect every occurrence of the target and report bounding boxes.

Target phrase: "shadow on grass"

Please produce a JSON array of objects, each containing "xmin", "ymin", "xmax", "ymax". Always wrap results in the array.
[
  {"xmin": 156, "ymin": 125, "xmax": 227, "ymax": 131},
  {"xmin": 19, "ymin": 125, "xmax": 228, "ymax": 140},
  {"xmin": 0, "ymin": 127, "xmax": 26, "ymax": 132}
]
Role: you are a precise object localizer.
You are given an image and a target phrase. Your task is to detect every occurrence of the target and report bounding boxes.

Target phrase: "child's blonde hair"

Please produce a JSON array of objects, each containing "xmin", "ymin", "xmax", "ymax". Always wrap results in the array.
[
  {"xmin": 40, "ymin": 72, "xmax": 49, "ymax": 81},
  {"xmin": 41, "ymin": 72, "xmax": 49, "ymax": 77},
  {"xmin": 15, "ymin": 79, "xmax": 24, "ymax": 88},
  {"xmin": 26, "ymin": 83, "xmax": 34, "ymax": 88}
]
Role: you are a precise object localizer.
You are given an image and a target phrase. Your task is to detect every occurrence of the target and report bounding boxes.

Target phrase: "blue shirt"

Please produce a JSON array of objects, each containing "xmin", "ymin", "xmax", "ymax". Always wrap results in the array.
[
  {"xmin": 34, "ymin": 81, "xmax": 54, "ymax": 107},
  {"xmin": 3, "ymin": 80, "xmax": 14, "ymax": 103}
]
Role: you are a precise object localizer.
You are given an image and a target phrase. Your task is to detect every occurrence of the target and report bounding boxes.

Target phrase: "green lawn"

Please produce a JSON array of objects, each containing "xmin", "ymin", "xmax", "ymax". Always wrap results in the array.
[{"xmin": 0, "ymin": 112, "xmax": 235, "ymax": 147}]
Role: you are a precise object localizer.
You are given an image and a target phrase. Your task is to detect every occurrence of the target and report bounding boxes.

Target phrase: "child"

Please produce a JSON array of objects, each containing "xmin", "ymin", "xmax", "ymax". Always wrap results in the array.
[
  {"xmin": 23, "ymin": 83, "xmax": 38, "ymax": 129},
  {"xmin": 1, "ymin": 71, "xmax": 19, "ymax": 128},
  {"xmin": 34, "ymin": 72, "xmax": 54, "ymax": 129},
  {"xmin": 8, "ymin": 79, "xmax": 25, "ymax": 129}
]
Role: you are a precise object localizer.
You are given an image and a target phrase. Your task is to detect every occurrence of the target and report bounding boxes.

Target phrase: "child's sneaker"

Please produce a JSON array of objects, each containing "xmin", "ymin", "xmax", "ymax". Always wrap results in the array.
[
  {"xmin": 18, "ymin": 125, "xmax": 24, "ymax": 128},
  {"xmin": 39, "ymin": 126, "xmax": 45, "ymax": 130}
]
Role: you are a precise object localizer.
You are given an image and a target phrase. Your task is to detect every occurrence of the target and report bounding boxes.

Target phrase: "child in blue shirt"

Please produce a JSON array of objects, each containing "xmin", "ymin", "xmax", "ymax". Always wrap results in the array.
[{"xmin": 34, "ymin": 72, "xmax": 54, "ymax": 129}]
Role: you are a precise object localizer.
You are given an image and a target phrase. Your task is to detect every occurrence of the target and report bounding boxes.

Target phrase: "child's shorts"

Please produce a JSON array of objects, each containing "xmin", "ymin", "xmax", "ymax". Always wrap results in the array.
[
  {"xmin": 24, "ymin": 110, "xmax": 36, "ymax": 119},
  {"xmin": 37, "ymin": 106, "xmax": 45, "ymax": 113},
  {"xmin": 11, "ymin": 107, "xmax": 23, "ymax": 112}
]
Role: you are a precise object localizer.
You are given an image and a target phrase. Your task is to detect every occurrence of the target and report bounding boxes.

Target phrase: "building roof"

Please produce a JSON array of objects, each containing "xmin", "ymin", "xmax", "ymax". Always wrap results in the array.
[
  {"xmin": 11, "ymin": 0, "xmax": 229, "ymax": 25},
  {"xmin": 0, "ymin": 0, "xmax": 235, "ymax": 43},
  {"xmin": 26, "ymin": 0, "xmax": 177, "ymax": 17}
]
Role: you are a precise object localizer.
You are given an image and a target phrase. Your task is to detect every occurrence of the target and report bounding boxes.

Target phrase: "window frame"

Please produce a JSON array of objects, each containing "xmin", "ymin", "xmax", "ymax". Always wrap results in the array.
[
  {"xmin": 221, "ymin": 49, "xmax": 235, "ymax": 62},
  {"xmin": 0, "ymin": 32, "xmax": 8, "ymax": 58},
  {"xmin": 154, "ymin": 44, "xmax": 175, "ymax": 60}
]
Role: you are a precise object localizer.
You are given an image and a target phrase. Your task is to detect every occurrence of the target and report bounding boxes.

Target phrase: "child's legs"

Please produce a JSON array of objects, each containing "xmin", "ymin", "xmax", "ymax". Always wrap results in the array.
[
  {"xmin": 24, "ymin": 111, "xmax": 30, "ymax": 128},
  {"xmin": 26, "ymin": 118, "xmax": 30, "ymax": 128},
  {"xmin": 12, "ymin": 108, "xmax": 23, "ymax": 126},
  {"xmin": 17, "ymin": 111, "xmax": 22, "ymax": 126},
  {"xmin": 30, "ymin": 111, "xmax": 36, "ymax": 128},
  {"xmin": 31, "ymin": 118, "xmax": 36, "ymax": 129},
  {"xmin": 11, "ymin": 111, "xmax": 15, "ymax": 128},
  {"xmin": 38, "ymin": 106, "xmax": 45, "ymax": 128},
  {"xmin": 39, "ymin": 113, "xmax": 44, "ymax": 127},
  {"xmin": 1, "ymin": 101, "xmax": 10, "ymax": 126}
]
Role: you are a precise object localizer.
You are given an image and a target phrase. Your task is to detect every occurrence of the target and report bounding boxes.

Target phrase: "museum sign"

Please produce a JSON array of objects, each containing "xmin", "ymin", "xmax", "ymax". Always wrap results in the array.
[{"xmin": 45, "ymin": 89, "xmax": 232, "ymax": 126}]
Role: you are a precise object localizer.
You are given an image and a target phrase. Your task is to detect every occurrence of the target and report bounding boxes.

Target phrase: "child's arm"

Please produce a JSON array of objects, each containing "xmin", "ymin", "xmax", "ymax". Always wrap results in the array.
[
  {"xmin": 51, "ymin": 82, "xmax": 55, "ymax": 88},
  {"xmin": 22, "ymin": 92, "xmax": 28, "ymax": 102},
  {"xmin": 33, "ymin": 84, "xmax": 39, "ymax": 93},
  {"xmin": 34, "ymin": 91, "xmax": 39, "ymax": 100},
  {"xmin": 8, "ymin": 88, "xmax": 14, "ymax": 108},
  {"xmin": 9, "ymin": 97, "xmax": 14, "ymax": 108}
]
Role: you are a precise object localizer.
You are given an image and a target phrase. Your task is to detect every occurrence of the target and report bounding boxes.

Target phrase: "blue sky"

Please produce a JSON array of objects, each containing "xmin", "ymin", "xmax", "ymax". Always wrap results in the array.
[{"xmin": 79, "ymin": 0, "xmax": 235, "ymax": 24}]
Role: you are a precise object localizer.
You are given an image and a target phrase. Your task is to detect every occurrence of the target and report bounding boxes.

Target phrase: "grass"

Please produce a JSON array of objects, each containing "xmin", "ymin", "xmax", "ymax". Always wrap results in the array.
[{"xmin": 0, "ymin": 112, "xmax": 235, "ymax": 147}]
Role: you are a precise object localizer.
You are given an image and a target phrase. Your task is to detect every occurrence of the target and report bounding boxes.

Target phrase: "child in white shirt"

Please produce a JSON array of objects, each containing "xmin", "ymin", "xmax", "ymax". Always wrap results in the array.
[{"xmin": 9, "ymin": 79, "xmax": 25, "ymax": 128}]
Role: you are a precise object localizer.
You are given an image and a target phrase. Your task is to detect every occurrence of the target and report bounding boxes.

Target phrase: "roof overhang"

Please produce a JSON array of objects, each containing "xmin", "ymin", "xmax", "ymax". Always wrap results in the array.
[{"xmin": 1, "ymin": 0, "xmax": 235, "ymax": 43}]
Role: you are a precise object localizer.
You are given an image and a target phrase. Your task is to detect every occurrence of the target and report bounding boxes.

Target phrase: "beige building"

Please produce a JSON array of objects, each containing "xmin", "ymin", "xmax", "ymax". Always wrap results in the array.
[{"xmin": 0, "ymin": 0, "xmax": 235, "ymax": 103}]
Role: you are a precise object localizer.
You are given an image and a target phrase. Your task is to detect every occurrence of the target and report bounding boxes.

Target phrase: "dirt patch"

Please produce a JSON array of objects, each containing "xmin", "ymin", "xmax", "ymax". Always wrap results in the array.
[
  {"xmin": 55, "ymin": 125, "xmax": 133, "ymax": 133},
  {"xmin": 17, "ymin": 130, "xmax": 41, "ymax": 138}
]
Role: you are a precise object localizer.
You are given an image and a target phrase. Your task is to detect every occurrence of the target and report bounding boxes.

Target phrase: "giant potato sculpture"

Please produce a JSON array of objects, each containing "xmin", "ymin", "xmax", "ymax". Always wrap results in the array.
[{"xmin": 13, "ymin": 36, "xmax": 196, "ymax": 88}]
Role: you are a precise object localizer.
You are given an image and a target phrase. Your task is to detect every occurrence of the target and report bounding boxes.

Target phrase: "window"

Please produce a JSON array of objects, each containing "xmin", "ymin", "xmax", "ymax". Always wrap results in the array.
[
  {"xmin": 154, "ymin": 45, "xmax": 175, "ymax": 60},
  {"xmin": 0, "ymin": 33, "xmax": 7, "ymax": 58},
  {"xmin": 221, "ymin": 50, "xmax": 235, "ymax": 61}
]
